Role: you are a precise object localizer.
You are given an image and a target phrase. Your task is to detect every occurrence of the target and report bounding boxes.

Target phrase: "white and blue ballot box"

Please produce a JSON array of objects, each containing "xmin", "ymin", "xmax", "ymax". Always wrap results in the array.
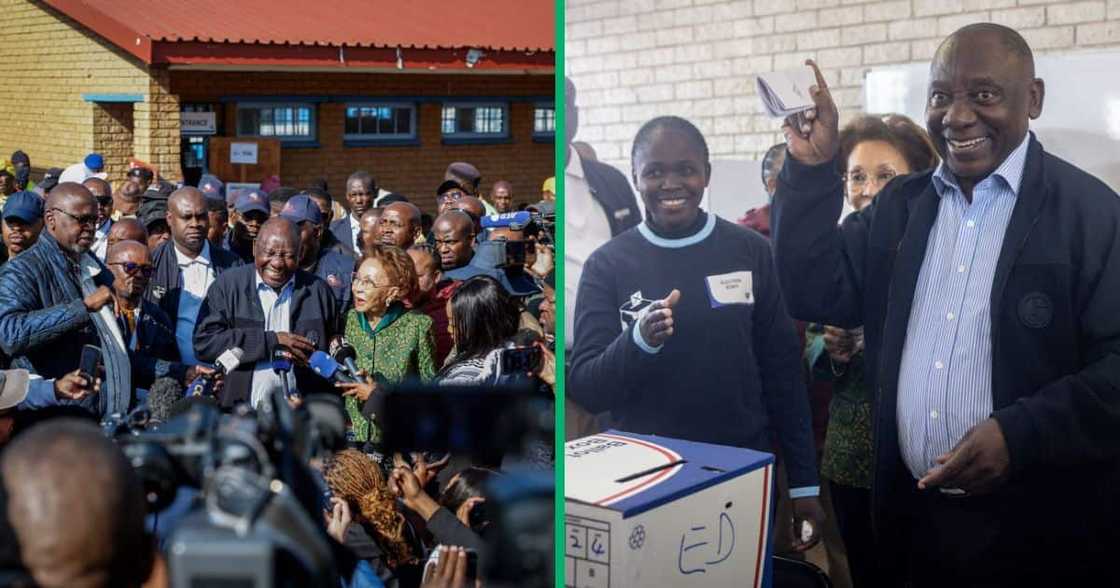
[{"xmin": 565, "ymin": 430, "xmax": 775, "ymax": 588}]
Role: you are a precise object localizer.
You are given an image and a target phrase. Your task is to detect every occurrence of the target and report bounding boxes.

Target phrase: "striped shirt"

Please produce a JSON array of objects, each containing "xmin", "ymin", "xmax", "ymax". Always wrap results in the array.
[{"xmin": 896, "ymin": 134, "xmax": 1030, "ymax": 480}]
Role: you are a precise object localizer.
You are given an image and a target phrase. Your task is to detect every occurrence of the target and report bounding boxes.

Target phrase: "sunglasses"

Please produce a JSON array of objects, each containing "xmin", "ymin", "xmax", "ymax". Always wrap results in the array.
[
  {"xmin": 109, "ymin": 262, "xmax": 155, "ymax": 277},
  {"xmin": 50, "ymin": 208, "xmax": 99, "ymax": 227}
]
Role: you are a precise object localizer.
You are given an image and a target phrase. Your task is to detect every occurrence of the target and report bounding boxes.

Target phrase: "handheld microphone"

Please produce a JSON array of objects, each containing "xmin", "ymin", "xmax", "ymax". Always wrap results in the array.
[
  {"xmin": 309, "ymin": 351, "xmax": 359, "ymax": 384},
  {"xmin": 215, "ymin": 347, "xmax": 244, "ymax": 375},
  {"xmin": 186, "ymin": 347, "xmax": 245, "ymax": 397},
  {"xmin": 147, "ymin": 377, "xmax": 183, "ymax": 425},
  {"xmin": 330, "ymin": 336, "xmax": 362, "ymax": 378},
  {"xmin": 272, "ymin": 348, "xmax": 295, "ymax": 399},
  {"xmin": 481, "ymin": 211, "xmax": 532, "ymax": 231}
]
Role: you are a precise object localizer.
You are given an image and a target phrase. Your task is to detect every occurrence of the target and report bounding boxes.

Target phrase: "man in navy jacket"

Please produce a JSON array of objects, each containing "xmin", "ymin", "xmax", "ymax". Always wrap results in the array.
[{"xmin": 772, "ymin": 25, "xmax": 1120, "ymax": 585}]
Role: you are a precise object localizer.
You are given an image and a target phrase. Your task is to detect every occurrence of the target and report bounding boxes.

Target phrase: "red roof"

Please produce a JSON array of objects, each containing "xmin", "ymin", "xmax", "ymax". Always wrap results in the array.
[{"xmin": 44, "ymin": 0, "xmax": 554, "ymax": 70}]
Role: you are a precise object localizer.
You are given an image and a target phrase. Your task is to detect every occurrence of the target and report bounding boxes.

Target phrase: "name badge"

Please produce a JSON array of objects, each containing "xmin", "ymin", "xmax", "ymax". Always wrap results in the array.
[{"xmin": 705, "ymin": 271, "xmax": 753, "ymax": 307}]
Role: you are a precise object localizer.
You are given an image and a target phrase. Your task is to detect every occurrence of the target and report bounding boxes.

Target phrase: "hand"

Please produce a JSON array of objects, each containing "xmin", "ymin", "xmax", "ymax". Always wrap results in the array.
[
  {"xmin": 638, "ymin": 289, "xmax": 681, "ymax": 348},
  {"xmin": 83, "ymin": 286, "xmax": 114, "ymax": 312},
  {"xmin": 323, "ymin": 497, "xmax": 352, "ymax": 544},
  {"xmin": 182, "ymin": 365, "xmax": 216, "ymax": 385},
  {"xmin": 275, "ymin": 332, "xmax": 315, "ymax": 364},
  {"xmin": 535, "ymin": 343, "xmax": 556, "ymax": 387},
  {"xmin": 918, "ymin": 418, "xmax": 1010, "ymax": 495},
  {"xmin": 456, "ymin": 496, "xmax": 485, "ymax": 528},
  {"xmin": 53, "ymin": 369, "xmax": 100, "ymax": 401},
  {"xmin": 336, "ymin": 372, "xmax": 377, "ymax": 402},
  {"xmin": 790, "ymin": 496, "xmax": 826, "ymax": 552},
  {"xmin": 781, "ymin": 60, "xmax": 840, "ymax": 166},
  {"xmin": 411, "ymin": 452, "xmax": 451, "ymax": 489},
  {"xmin": 823, "ymin": 326, "xmax": 855, "ymax": 363},
  {"xmin": 390, "ymin": 465, "xmax": 440, "ymax": 520},
  {"xmin": 422, "ymin": 546, "xmax": 479, "ymax": 588},
  {"xmin": 528, "ymin": 242, "xmax": 554, "ymax": 278}
]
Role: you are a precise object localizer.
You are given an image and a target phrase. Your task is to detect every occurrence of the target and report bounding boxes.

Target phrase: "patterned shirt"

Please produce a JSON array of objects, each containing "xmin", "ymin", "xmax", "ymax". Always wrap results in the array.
[{"xmin": 897, "ymin": 134, "xmax": 1030, "ymax": 480}]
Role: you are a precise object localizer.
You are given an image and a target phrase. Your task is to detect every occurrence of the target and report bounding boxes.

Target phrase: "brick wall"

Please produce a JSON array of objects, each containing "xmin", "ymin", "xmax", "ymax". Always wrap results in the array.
[
  {"xmin": 567, "ymin": 0, "xmax": 1120, "ymax": 170},
  {"xmin": 92, "ymin": 102, "xmax": 134, "ymax": 178},
  {"xmin": 0, "ymin": 0, "xmax": 149, "ymax": 180},
  {"xmin": 171, "ymin": 71, "xmax": 555, "ymax": 214},
  {"xmin": 134, "ymin": 67, "xmax": 183, "ymax": 182}
]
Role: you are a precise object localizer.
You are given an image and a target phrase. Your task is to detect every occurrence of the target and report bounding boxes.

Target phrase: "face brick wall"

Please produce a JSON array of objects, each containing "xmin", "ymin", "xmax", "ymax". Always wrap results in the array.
[
  {"xmin": 567, "ymin": 0, "xmax": 1120, "ymax": 171},
  {"xmin": 171, "ymin": 71, "xmax": 555, "ymax": 214}
]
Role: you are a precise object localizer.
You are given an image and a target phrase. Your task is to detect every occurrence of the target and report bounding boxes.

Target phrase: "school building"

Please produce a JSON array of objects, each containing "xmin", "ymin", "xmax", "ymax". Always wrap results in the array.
[{"xmin": 0, "ymin": 0, "xmax": 555, "ymax": 211}]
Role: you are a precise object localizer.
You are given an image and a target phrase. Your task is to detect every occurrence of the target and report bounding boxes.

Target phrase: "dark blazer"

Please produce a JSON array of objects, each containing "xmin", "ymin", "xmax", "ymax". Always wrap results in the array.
[
  {"xmin": 128, "ymin": 299, "xmax": 188, "ymax": 389},
  {"xmin": 0, "ymin": 232, "xmax": 112, "ymax": 413},
  {"xmin": 144, "ymin": 240, "xmax": 243, "ymax": 326},
  {"xmin": 193, "ymin": 264, "xmax": 342, "ymax": 407},
  {"xmin": 772, "ymin": 135, "xmax": 1120, "ymax": 576},
  {"xmin": 329, "ymin": 216, "xmax": 358, "ymax": 256},
  {"xmin": 581, "ymin": 157, "xmax": 642, "ymax": 237}
]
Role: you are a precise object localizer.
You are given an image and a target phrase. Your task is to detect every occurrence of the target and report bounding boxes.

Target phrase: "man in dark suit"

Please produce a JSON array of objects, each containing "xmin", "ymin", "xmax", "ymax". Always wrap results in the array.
[
  {"xmin": 329, "ymin": 171, "xmax": 376, "ymax": 256},
  {"xmin": 772, "ymin": 24, "xmax": 1120, "ymax": 586}
]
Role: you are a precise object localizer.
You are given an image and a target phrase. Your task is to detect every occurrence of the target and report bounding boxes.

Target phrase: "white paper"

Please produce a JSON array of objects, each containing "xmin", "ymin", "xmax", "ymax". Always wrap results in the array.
[
  {"xmin": 756, "ymin": 67, "xmax": 818, "ymax": 119},
  {"xmin": 230, "ymin": 142, "xmax": 259, "ymax": 165}
]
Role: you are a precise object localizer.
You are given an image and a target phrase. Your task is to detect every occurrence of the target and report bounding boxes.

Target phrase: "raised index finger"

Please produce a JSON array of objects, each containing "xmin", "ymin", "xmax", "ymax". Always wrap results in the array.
[{"xmin": 805, "ymin": 59, "xmax": 830, "ymax": 95}]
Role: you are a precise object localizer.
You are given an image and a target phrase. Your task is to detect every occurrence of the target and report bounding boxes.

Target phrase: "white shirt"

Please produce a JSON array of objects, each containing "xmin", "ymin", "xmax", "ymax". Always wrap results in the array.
[
  {"xmin": 174, "ymin": 241, "xmax": 216, "ymax": 366},
  {"xmin": 564, "ymin": 151, "xmax": 617, "ymax": 349},
  {"xmin": 92, "ymin": 219, "xmax": 112, "ymax": 261},
  {"xmin": 350, "ymin": 214, "xmax": 362, "ymax": 250},
  {"xmin": 77, "ymin": 253, "xmax": 131, "ymax": 415},
  {"xmin": 250, "ymin": 272, "xmax": 296, "ymax": 410}
]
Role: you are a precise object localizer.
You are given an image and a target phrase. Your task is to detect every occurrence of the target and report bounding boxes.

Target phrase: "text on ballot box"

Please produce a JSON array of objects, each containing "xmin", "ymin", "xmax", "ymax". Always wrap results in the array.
[{"xmin": 565, "ymin": 431, "xmax": 775, "ymax": 588}]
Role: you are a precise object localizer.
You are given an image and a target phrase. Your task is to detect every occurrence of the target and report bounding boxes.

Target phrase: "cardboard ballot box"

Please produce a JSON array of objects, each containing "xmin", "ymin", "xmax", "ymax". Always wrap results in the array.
[{"xmin": 565, "ymin": 431, "xmax": 775, "ymax": 588}]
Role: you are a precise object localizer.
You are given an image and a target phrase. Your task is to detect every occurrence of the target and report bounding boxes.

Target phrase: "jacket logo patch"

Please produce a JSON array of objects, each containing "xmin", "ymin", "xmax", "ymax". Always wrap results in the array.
[
  {"xmin": 614, "ymin": 209, "xmax": 631, "ymax": 220},
  {"xmin": 1018, "ymin": 292, "xmax": 1052, "ymax": 329},
  {"xmin": 327, "ymin": 273, "xmax": 341, "ymax": 288}
]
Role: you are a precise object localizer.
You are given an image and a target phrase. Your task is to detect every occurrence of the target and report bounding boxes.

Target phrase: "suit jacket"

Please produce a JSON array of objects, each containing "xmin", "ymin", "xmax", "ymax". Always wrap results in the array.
[
  {"xmin": 192, "ymin": 264, "xmax": 342, "ymax": 407},
  {"xmin": 127, "ymin": 298, "xmax": 188, "ymax": 389},
  {"xmin": 580, "ymin": 157, "xmax": 642, "ymax": 237},
  {"xmin": 771, "ymin": 134, "xmax": 1120, "ymax": 571},
  {"xmin": 329, "ymin": 216, "xmax": 358, "ymax": 256},
  {"xmin": 145, "ymin": 240, "xmax": 243, "ymax": 326}
]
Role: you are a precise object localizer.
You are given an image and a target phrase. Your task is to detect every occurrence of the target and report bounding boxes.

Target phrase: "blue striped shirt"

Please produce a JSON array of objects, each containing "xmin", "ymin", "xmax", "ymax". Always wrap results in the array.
[{"xmin": 896, "ymin": 134, "xmax": 1030, "ymax": 480}]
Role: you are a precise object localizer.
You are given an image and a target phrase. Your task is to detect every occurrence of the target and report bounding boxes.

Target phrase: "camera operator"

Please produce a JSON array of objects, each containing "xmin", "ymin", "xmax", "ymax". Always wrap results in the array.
[{"xmin": 1, "ymin": 418, "xmax": 154, "ymax": 588}]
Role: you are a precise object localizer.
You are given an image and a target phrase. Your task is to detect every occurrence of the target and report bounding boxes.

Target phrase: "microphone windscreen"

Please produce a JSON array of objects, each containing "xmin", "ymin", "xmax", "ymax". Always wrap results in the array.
[
  {"xmin": 148, "ymin": 377, "xmax": 183, "ymax": 424},
  {"xmin": 308, "ymin": 351, "xmax": 340, "ymax": 379}
]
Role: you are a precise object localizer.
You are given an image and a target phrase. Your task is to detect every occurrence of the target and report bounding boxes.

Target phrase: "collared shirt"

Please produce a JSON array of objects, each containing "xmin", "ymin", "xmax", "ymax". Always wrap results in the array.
[
  {"xmin": 77, "ymin": 253, "xmax": 132, "ymax": 415},
  {"xmin": 897, "ymin": 133, "xmax": 1031, "ymax": 480},
  {"xmin": 349, "ymin": 214, "xmax": 362, "ymax": 251},
  {"xmin": 250, "ymin": 272, "xmax": 296, "ymax": 410},
  {"xmin": 174, "ymin": 241, "xmax": 215, "ymax": 366},
  {"xmin": 564, "ymin": 151, "xmax": 615, "ymax": 349},
  {"xmin": 92, "ymin": 219, "xmax": 112, "ymax": 261}
]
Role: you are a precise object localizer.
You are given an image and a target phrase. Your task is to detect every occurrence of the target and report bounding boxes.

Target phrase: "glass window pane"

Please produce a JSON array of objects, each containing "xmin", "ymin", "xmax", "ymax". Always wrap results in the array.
[
  {"xmin": 395, "ymin": 107, "xmax": 411, "ymax": 134},
  {"xmin": 345, "ymin": 107, "xmax": 359, "ymax": 134},
  {"xmin": 237, "ymin": 108, "xmax": 260, "ymax": 135},
  {"xmin": 377, "ymin": 107, "xmax": 393, "ymax": 134},
  {"xmin": 442, "ymin": 107, "xmax": 456, "ymax": 134}
]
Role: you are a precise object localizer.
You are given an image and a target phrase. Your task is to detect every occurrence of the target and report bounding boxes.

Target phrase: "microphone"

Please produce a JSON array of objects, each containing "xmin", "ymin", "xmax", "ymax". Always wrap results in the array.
[
  {"xmin": 330, "ymin": 336, "xmax": 361, "ymax": 378},
  {"xmin": 186, "ymin": 347, "xmax": 244, "ymax": 398},
  {"xmin": 215, "ymin": 347, "xmax": 244, "ymax": 375},
  {"xmin": 147, "ymin": 377, "xmax": 183, "ymax": 425},
  {"xmin": 481, "ymin": 211, "xmax": 532, "ymax": 231},
  {"xmin": 309, "ymin": 351, "xmax": 359, "ymax": 384},
  {"xmin": 272, "ymin": 348, "xmax": 295, "ymax": 399}
]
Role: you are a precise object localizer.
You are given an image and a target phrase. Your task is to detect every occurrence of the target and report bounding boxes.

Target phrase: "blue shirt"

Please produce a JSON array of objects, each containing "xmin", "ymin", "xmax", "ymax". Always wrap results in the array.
[{"xmin": 896, "ymin": 133, "xmax": 1030, "ymax": 480}]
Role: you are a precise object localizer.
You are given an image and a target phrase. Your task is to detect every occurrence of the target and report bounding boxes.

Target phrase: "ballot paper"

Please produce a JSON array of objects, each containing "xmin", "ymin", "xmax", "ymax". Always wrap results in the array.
[{"xmin": 756, "ymin": 67, "xmax": 818, "ymax": 118}]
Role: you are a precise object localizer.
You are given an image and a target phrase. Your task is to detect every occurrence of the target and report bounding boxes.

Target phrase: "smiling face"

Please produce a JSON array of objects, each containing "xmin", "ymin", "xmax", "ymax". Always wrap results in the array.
[
  {"xmin": 925, "ymin": 29, "xmax": 1043, "ymax": 193},
  {"xmin": 845, "ymin": 140, "xmax": 911, "ymax": 211},
  {"xmin": 253, "ymin": 220, "xmax": 300, "ymax": 289},
  {"xmin": 632, "ymin": 127, "xmax": 710, "ymax": 232}
]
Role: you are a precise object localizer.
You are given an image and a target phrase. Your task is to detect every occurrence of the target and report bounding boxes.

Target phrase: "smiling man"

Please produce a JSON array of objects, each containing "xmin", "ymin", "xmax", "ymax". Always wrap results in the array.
[{"xmin": 771, "ymin": 24, "xmax": 1120, "ymax": 586}]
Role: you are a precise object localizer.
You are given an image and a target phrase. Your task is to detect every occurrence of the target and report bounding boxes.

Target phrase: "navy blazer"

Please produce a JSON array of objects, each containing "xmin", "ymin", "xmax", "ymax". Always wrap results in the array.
[
  {"xmin": 145, "ymin": 240, "xmax": 243, "ymax": 327},
  {"xmin": 580, "ymin": 157, "xmax": 642, "ymax": 237},
  {"xmin": 772, "ymin": 135, "xmax": 1120, "ymax": 567},
  {"xmin": 329, "ymin": 216, "xmax": 358, "ymax": 256}
]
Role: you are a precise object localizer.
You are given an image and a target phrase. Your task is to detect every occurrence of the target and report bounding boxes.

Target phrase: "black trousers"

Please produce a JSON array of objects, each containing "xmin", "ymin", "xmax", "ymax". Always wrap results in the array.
[{"xmin": 830, "ymin": 481, "xmax": 883, "ymax": 588}]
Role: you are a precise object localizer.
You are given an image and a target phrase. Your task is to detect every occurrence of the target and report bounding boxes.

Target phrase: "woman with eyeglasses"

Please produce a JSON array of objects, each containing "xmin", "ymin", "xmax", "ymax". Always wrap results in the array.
[
  {"xmin": 805, "ymin": 113, "xmax": 938, "ymax": 588},
  {"xmin": 335, "ymin": 244, "xmax": 437, "ymax": 446}
]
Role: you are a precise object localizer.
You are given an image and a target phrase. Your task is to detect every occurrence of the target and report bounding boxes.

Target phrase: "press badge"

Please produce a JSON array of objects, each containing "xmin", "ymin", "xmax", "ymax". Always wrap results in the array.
[{"xmin": 705, "ymin": 271, "xmax": 753, "ymax": 307}]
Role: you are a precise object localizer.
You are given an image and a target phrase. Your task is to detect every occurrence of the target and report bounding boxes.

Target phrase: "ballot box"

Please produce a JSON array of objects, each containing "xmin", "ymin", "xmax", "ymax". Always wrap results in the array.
[{"xmin": 564, "ymin": 431, "xmax": 775, "ymax": 588}]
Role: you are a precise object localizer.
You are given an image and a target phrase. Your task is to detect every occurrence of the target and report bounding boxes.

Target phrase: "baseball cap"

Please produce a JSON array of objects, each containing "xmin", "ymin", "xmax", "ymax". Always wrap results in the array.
[
  {"xmin": 437, "ymin": 179, "xmax": 463, "ymax": 196},
  {"xmin": 446, "ymin": 162, "xmax": 481, "ymax": 186},
  {"xmin": 84, "ymin": 153, "xmax": 104, "ymax": 172},
  {"xmin": 198, "ymin": 174, "xmax": 224, "ymax": 201},
  {"xmin": 127, "ymin": 166, "xmax": 154, "ymax": 181},
  {"xmin": 10, "ymin": 151, "xmax": 29, "ymax": 167},
  {"xmin": 235, "ymin": 189, "xmax": 271, "ymax": 216},
  {"xmin": 0, "ymin": 369, "xmax": 30, "ymax": 410},
  {"xmin": 279, "ymin": 194, "xmax": 323, "ymax": 225},
  {"xmin": 139, "ymin": 198, "xmax": 169, "ymax": 229},
  {"xmin": 2, "ymin": 191, "xmax": 44, "ymax": 223}
]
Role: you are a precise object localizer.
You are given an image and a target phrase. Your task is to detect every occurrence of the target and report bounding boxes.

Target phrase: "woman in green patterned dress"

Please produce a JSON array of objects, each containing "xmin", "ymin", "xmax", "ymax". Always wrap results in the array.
[{"xmin": 336, "ymin": 244, "xmax": 437, "ymax": 445}]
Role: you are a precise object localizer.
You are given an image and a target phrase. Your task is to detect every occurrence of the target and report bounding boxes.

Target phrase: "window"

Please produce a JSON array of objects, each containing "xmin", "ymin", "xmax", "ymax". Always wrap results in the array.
[
  {"xmin": 533, "ymin": 104, "xmax": 555, "ymax": 138},
  {"xmin": 441, "ymin": 103, "xmax": 509, "ymax": 141},
  {"xmin": 236, "ymin": 103, "xmax": 316, "ymax": 143},
  {"xmin": 344, "ymin": 103, "xmax": 417, "ymax": 141}
]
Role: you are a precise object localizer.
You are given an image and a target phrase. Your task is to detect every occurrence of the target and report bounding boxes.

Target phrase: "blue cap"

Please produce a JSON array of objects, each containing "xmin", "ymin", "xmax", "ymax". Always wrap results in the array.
[
  {"xmin": 84, "ymin": 153, "xmax": 104, "ymax": 172},
  {"xmin": 2, "ymin": 191, "xmax": 43, "ymax": 223},
  {"xmin": 279, "ymin": 194, "xmax": 323, "ymax": 225},
  {"xmin": 198, "ymin": 174, "xmax": 224, "ymax": 201},
  {"xmin": 234, "ymin": 189, "xmax": 271, "ymax": 215}
]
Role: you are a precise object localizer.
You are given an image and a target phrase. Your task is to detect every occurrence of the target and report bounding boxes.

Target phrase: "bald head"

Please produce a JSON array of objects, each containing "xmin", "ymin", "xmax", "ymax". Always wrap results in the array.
[
  {"xmin": 937, "ymin": 23, "xmax": 1034, "ymax": 76},
  {"xmin": 106, "ymin": 239, "xmax": 147, "ymax": 264},
  {"xmin": 108, "ymin": 218, "xmax": 147, "ymax": 250},
  {"xmin": 378, "ymin": 201, "xmax": 423, "ymax": 249},
  {"xmin": 45, "ymin": 183, "xmax": 97, "ymax": 255},
  {"xmin": 255, "ymin": 217, "xmax": 301, "ymax": 289},
  {"xmin": 168, "ymin": 186, "xmax": 205, "ymax": 210},
  {"xmin": 1, "ymin": 419, "xmax": 152, "ymax": 588},
  {"xmin": 45, "ymin": 181, "xmax": 94, "ymax": 210},
  {"xmin": 432, "ymin": 210, "xmax": 476, "ymax": 270},
  {"xmin": 81, "ymin": 178, "xmax": 111, "ymax": 199}
]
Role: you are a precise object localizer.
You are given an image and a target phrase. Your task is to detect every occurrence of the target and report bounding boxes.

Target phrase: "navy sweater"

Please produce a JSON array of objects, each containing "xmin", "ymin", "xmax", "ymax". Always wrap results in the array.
[{"xmin": 569, "ymin": 212, "xmax": 819, "ymax": 490}]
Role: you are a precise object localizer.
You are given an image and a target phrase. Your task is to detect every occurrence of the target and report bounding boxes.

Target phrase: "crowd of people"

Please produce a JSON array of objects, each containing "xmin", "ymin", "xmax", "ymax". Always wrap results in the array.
[
  {"xmin": 568, "ymin": 22, "xmax": 1120, "ymax": 588},
  {"xmin": 0, "ymin": 151, "xmax": 556, "ymax": 588}
]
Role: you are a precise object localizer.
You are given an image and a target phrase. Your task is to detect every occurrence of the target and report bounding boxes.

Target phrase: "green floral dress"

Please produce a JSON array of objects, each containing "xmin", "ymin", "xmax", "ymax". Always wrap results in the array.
[
  {"xmin": 343, "ymin": 303, "xmax": 437, "ymax": 444},
  {"xmin": 805, "ymin": 326, "xmax": 873, "ymax": 490}
]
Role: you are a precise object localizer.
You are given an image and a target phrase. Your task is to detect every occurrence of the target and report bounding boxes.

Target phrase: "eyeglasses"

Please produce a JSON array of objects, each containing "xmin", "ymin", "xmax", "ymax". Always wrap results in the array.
[
  {"xmin": 351, "ymin": 273, "xmax": 395, "ymax": 290},
  {"xmin": 438, "ymin": 190, "xmax": 466, "ymax": 203},
  {"xmin": 845, "ymin": 169, "xmax": 898, "ymax": 192},
  {"xmin": 50, "ymin": 208, "xmax": 99, "ymax": 227},
  {"xmin": 109, "ymin": 262, "xmax": 156, "ymax": 277}
]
